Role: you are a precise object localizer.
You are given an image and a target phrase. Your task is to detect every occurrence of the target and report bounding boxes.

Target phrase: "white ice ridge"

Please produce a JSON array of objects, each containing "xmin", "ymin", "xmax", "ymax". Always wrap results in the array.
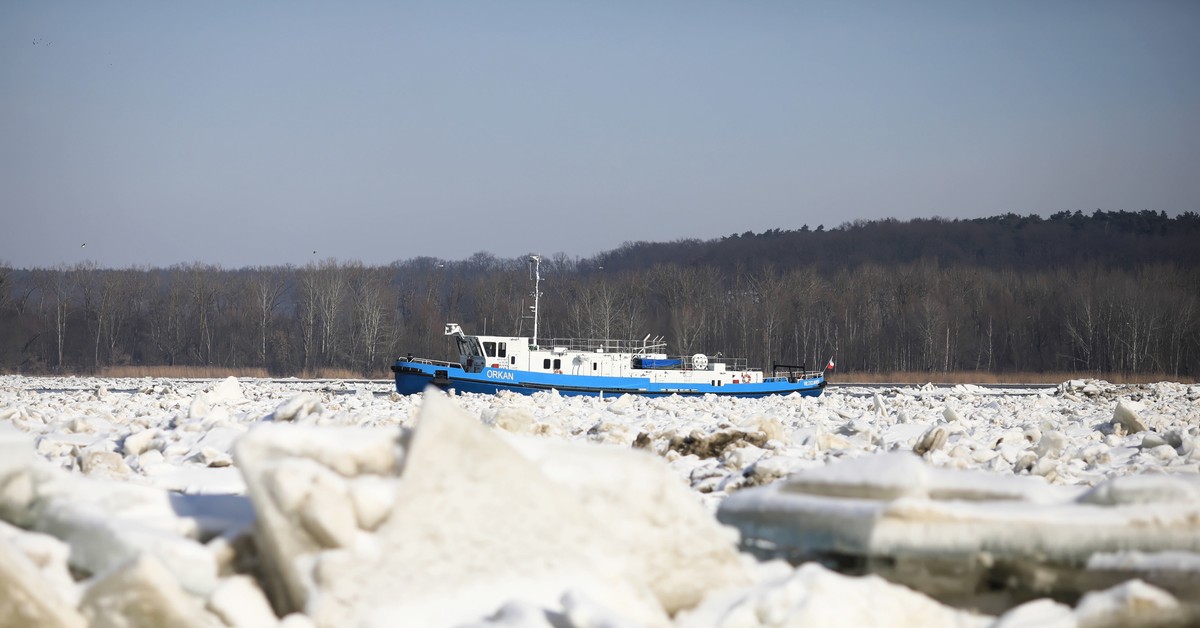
[{"xmin": 718, "ymin": 450, "xmax": 1200, "ymax": 610}]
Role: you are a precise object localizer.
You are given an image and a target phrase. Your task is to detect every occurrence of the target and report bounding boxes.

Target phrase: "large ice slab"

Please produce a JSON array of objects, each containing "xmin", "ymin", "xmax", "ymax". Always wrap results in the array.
[
  {"xmin": 27, "ymin": 471, "xmax": 245, "ymax": 597},
  {"xmin": 78, "ymin": 554, "xmax": 220, "ymax": 627},
  {"xmin": 0, "ymin": 413, "xmax": 265, "ymax": 627},
  {"xmin": 718, "ymin": 451, "xmax": 1200, "ymax": 616},
  {"xmin": 235, "ymin": 387, "xmax": 750, "ymax": 626},
  {"xmin": 0, "ymin": 531, "xmax": 86, "ymax": 628},
  {"xmin": 676, "ymin": 561, "xmax": 992, "ymax": 628}
]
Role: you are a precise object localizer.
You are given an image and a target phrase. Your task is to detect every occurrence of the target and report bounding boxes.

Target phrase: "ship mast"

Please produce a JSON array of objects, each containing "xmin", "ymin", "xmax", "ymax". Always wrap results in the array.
[{"xmin": 529, "ymin": 255, "xmax": 542, "ymax": 346}]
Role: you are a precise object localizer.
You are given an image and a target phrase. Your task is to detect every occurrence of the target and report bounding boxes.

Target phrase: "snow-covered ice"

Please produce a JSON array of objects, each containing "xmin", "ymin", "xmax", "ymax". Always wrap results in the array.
[{"xmin": 1, "ymin": 374, "xmax": 1199, "ymax": 626}]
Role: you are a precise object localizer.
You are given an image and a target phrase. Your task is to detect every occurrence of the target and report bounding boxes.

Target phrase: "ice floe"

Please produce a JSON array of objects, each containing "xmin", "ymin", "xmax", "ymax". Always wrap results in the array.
[{"xmin": 1, "ymin": 374, "xmax": 1199, "ymax": 626}]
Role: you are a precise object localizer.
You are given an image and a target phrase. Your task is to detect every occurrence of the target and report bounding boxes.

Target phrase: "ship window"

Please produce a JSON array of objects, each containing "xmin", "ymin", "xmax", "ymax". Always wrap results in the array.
[
  {"xmin": 483, "ymin": 342, "xmax": 497, "ymax": 357},
  {"xmin": 592, "ymin": 362, "xmax": 597, "ymax": 371},
  {"xmin": 498, "ymin": 342, "xmax": 507, "ymax": 358},
  {"xmin": 458, "ymin": 337, "xmax": 484, "ymax": 357},
  {"xmin": 543, "ymin": 358, "xmax": 551, "ymax": 369},
  {"xmin": 510, "ymin": 356, "xmax": 516, "ymax": 365},
  {"xmin": 553, "ymin": 358, "xmax": 561, "ymax": 370}
]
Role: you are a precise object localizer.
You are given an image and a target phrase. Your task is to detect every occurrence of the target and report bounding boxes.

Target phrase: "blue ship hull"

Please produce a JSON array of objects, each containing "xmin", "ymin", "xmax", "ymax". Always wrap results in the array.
[{"xmin": 391, "ymin": 361, "xmax": 826, "ymax": 398}]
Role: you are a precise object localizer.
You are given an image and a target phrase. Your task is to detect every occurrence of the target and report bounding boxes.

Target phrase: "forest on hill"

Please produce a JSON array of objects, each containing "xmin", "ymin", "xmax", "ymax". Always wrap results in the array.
[
  {"xmin": 595, "ymin": 210, "xmax": 1200, "ymax": 274},
  {"xmin": 1, "ymin": 210, "xmax": 1197, "ymax": 379}
]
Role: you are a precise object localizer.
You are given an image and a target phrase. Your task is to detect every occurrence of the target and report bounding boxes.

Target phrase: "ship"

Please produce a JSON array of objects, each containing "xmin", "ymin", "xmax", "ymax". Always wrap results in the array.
[{"xmin": 391, "ymin": 256, "xmax": 827, "ymax": 398}]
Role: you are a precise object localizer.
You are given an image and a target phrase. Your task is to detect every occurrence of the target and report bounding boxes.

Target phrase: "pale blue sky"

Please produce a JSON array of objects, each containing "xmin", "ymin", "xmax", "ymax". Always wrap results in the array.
[{"xmin": 3, "ymin": 1, "xmax": 1198, "ymax": 269}]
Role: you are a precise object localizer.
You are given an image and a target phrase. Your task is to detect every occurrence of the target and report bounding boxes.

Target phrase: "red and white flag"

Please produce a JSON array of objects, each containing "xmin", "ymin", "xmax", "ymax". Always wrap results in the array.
[{"xmin": 825, "ymin": 357, "xmax": 835, "ymax": 371}]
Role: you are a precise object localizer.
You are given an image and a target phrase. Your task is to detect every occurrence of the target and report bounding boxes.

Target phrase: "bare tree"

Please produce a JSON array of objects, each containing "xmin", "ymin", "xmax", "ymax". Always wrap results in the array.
[
  {"xmin": 315, "ymin": 260, "xmax": 348, "ymax": 368},
  {"xmin": 249, "ymin": 267, "xmax": 288, "ymax": 370},
  {"xmin": 470, "ymin": 266, "xmax": 527, "ymax": 336},
  {"xmin": 347, "ymin": 264, "xmax": 390, "ymax": 373},
  {"xmin": 31, "ymin": 266, "xmax": 74, "ymax": 370},
  {"xmin": 0, "ymin": 264, "xmax": 11, "ymax": 313},
  {"xmin": 296, "ymin": 265, "xmax": 320, "ymax": 372},
  {"xmin": 185, "ymin": 264, "xmax": 221, "ymax": 365},
  {"xmin": 1065, "ymin": 285, "xmax": 1100, "ymax": 372},
  {"xmin": 104, "ymin": 269, "xmax": 146, "ymax": 366},
  {"xmin": 149, "ymin": 268, "xmax": 191, "ymax": 367},
  {"xmin": 76, "ymin": 261, "xmax": 113, "ymax": 369},
  {"xmin": 1164, "ymin": 294, "xmax": 1197, "ymax": 378},
  {"xmin": 745, "ymin": 268, "xmax": 790, "ymax": 369},
  {"xmin": 649, "ymin": 264, "xmax": 719, "ymax": 356}
]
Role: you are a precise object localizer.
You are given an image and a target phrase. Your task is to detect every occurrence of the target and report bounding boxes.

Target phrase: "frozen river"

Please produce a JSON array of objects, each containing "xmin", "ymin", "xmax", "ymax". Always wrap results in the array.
[{"xmin": 1, "ymin": 375, "xmax": 1198, "ymax": 626}]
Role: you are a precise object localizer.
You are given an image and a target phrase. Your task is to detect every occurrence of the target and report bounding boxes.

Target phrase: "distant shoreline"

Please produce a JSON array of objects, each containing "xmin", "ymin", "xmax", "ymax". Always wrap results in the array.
[{"xmin": 3, "ymin": 367, "xmax": 1192, "ymax": 386}]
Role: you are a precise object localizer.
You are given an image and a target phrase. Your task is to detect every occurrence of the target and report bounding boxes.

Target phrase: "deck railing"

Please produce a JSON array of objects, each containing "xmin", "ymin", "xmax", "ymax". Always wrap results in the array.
[
  {"xmin": 536, "ymin": 336, "xmax": 670, "ymax": 354},
  {"xmin": 399, "ymin": 356, "xmax": 462, "ymax": 369},
  {"xmin": 537, "ymin": 337, "xmax": 760, "ymax": 372}
]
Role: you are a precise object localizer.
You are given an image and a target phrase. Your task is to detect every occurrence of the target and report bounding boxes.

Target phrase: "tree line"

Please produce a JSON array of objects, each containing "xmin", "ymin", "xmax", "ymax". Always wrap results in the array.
[
  {"xmin": 1, "ymin": 210, "xmax": 1197, "ymax": 378},
  {"xmin": 594, "ymin": 210, "xmax": 1200, "ymax": 275}
]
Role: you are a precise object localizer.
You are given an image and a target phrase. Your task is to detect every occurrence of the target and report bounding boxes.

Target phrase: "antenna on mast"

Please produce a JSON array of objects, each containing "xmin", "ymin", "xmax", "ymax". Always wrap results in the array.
[{"xmin": 528, "ymin": 255, "xmax": 542, "ymax": 345}]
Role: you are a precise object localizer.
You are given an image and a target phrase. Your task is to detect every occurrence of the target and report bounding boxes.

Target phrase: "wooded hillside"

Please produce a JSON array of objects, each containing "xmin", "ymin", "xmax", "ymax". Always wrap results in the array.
[{"xmin": 2, "ymin": 210, "xmax": 1197, "ymax": 378}]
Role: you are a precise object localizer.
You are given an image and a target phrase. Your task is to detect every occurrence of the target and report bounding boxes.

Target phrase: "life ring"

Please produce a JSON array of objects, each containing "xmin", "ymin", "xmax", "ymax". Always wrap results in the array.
[
  {"xmin": 742, "ymin": 372, "xmax": 750, "ymax": 382},
  {"xmin": 553, "ymin": 369, "xmax": 562, "ymax": 374}
]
